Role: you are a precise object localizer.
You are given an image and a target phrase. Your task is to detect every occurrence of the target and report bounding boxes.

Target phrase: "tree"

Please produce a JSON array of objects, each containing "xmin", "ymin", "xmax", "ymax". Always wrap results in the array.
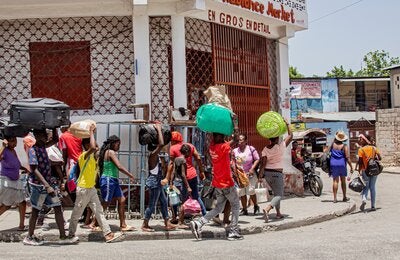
[
  {"xmin": 325, "ymin": 50, "xmax": 400, "ymax": 78},
  {"xmin": 289, "ymin": 66, "xmax": 304, "ymax": 78},
  {"xmin": 358, "ymin": 50, "xmax": 400, "ymax": 77},
  {"xmin": 326, "ymin": 65, "xmax": 354, "ymax": 78}
]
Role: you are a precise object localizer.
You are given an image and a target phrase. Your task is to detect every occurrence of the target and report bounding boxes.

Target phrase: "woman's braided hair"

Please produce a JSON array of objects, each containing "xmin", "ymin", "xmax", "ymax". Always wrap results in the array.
[{"xmin": 98, "ymin": 135, "xmax": 120, "ymax": 175}]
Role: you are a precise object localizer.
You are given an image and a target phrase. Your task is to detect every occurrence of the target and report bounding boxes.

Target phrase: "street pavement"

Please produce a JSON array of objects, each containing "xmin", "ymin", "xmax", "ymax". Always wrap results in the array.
[{"xmin": 0, "ymin": 167, "xmax": 398, "ymax": 243}]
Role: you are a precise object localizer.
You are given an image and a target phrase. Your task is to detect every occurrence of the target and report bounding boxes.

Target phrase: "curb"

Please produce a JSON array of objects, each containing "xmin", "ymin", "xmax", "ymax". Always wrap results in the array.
[{"xmin": 0, "ymin": 202, "xmax": 356, "ymax": 243}]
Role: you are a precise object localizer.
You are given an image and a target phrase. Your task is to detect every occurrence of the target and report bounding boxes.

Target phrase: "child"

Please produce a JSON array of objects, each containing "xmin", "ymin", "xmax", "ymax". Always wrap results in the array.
[
  {"xmin": 68, "ymin": 124, "xmax": 123, "ymax": 242},
  {"xmin": 98, "ymin": 135, "xmax": 136, "ymax": 232},
  {"xmin": 24, "ymin": 129, "xmax": 78, "ymax": 246},
  {"xmin": 142, "ymin": 123, "xmax": 176, "ymax": 232}
]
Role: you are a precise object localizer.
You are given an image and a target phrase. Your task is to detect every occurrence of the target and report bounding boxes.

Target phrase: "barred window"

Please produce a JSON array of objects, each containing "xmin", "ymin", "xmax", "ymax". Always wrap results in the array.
[{"xmin": 29, "ymin": 41, "xmax": 92, "ymax": 109}]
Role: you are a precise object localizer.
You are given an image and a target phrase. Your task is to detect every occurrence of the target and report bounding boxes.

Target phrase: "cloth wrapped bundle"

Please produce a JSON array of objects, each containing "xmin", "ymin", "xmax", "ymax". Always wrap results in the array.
[
  {"xmin": 196, "ymin": 103, "xmax": 234, "ymax": 136},
  {"xmin": 256, "ymin": 111, "xmax": 287, "ymax": 139}
]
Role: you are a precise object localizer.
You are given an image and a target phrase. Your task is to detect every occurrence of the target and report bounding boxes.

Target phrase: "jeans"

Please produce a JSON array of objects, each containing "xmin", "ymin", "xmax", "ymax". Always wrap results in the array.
[
  {"xmin": 361, "ymin": 171, "xmax": 378, "ymax": 208},
  {"xmin": 199, "ymin": 186, "xmax": 240, "ymax": 233},
  {"xmin": 173, "ymin": 178, "xmax": 207, "ymax": 216},
  {"xmin": 187, "ymin": 177, "xmax": 207, "ymax": 216},
  {"xmin": 144, "ymin": 186, "xmax": 169, "ymax": 220}
]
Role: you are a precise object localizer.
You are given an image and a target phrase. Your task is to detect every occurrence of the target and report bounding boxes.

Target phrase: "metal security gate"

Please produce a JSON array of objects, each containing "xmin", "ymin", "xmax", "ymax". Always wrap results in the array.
[
  {"xmin": 212, "ymin": 24, "xmax": 270, "ymax": 151},
  {"xmin": 185, "ymin": 18, "xmax": 274, "ymax": 152}
]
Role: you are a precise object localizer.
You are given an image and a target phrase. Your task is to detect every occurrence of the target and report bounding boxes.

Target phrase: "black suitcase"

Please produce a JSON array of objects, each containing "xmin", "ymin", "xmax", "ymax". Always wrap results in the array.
[
  {"xmin": 9, "ymin": 98, "xmax": 70, "ymax": 130},
  {"xmin": 0, "ymin": 122, "xmax": 30, "ymax": 139}
]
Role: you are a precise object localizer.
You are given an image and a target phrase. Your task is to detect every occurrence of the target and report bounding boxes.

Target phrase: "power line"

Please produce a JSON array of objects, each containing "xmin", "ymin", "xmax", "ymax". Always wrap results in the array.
[{"xmin": 310, "ymin": 0, "xmax": 366, "ymax": 24}]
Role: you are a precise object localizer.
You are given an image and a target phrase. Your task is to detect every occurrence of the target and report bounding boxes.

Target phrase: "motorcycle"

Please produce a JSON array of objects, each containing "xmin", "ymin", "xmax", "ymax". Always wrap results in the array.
[{"xmin": 302, "ymin": 155, "xmax": 323, "ymax": 196}]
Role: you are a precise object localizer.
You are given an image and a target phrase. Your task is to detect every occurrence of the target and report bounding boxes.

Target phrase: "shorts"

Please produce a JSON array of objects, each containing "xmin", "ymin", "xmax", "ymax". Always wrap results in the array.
[
  {"xmin": 238, "ymin": 175, "xmax": 257, "ymax": 197},
  {"xmin": 100, "ymin": 176, "xmax": 123, "ymax": 202},
  {"xmin": 29, "ymin": 183, "xmax": 61, "ymax": 210}
]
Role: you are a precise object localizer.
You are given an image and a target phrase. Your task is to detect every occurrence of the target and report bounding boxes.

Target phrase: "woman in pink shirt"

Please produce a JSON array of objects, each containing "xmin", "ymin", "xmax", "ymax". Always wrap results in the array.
[{"xmin": 258, "ymin": 120, "xmax": 292, "ymax": 222}]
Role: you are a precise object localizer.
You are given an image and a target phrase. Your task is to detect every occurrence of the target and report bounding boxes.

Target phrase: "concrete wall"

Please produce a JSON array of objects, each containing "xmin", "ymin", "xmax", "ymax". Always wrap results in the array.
[{"xmin": 376, "ymin": 108, "xmax": 400, "ymax": 166}]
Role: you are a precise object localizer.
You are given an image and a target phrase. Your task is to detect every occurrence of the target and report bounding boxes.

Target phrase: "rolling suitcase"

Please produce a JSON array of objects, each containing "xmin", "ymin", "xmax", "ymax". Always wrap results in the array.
[{"xmin": 9, "ymin": 98, "xmax": 70, "ymax": 130}]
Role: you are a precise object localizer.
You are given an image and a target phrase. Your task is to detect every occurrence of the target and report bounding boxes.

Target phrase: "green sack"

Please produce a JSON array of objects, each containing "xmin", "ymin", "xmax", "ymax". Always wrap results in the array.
[
  {"xmin": 256, "ymin": 111, "xmax": 287, "ymax": 138},
  {"xmin": 196, "ymin": 103, "xmax": 234, "ymax": 136}
]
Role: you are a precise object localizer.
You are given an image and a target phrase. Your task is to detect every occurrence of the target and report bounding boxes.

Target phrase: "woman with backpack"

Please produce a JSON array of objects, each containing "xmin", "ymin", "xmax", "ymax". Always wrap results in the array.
[
  {"xmin": 329, "ymin": 131, "xmax": 353, "ymax": 203},
  {"xmin": 355, "ymin": 134, "xmax": 381, "ymax": 212}
]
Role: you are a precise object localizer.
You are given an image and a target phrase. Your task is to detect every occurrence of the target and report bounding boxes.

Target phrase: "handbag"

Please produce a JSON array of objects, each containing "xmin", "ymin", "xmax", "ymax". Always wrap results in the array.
[
  {"xmin": 183, "ymin": 197, "xmax": 201, "ymax": 215},
  {"xmin": 348, "ymin": 176, "xmax": 365, "ymax": 193},
  {"xmin": 231, "ymin": 154, "xmax": 249, "ymax": 188}
]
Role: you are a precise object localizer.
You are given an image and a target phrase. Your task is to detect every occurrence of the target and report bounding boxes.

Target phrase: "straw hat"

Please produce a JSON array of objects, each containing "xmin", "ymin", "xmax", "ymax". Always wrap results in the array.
[{"xmin": 335, "ymin": 131, "xmax": 348, "ymax": 142}]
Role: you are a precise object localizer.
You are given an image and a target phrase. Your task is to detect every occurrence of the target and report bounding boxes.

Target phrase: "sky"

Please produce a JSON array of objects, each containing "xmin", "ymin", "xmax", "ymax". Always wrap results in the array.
[{"xmin": 288, "ymin": 0, "xmax": 400, "ymax": 77}]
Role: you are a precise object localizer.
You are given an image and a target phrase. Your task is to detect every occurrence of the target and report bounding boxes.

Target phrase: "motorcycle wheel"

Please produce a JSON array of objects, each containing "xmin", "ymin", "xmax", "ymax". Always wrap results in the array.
[{"xmin": 309, "ymin": 175, "xmax": 323, "ymax": 197}]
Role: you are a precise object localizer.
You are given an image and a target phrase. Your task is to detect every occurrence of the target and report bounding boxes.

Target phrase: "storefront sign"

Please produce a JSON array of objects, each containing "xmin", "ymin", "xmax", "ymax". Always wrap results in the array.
[
  {"xmin": 208, "ymin": 9, "xmax": 271, "ymax": 35},
  {"xmin": 216, "ymin": 0, "xmax": 307, "ymax": 28},
  {"xmin": 291, "ymin": 80, "xmax": 321, "ymax": 99}
]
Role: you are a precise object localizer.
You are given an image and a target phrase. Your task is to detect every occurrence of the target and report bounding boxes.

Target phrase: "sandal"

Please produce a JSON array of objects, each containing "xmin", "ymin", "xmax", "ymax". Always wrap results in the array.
[
  {"xmin": 105, "ymin": 232, "xmax": 124, "ymax": 243},
  {"xmin": 81, "ymin": 224, "xmax": 94, "ymax": 229},
  {"xmin": 120, "ymin": 225, "xmax": 137, "ymax": 232},
  {"xmin": 91, "ymin": 226, "xmax": 102, "ymax": 232},
  {"xmin": 177, "ymin": 224, "xmax": 189, "ymax": 229},
  {"xmin": 343, "ymin": 197, "xmax": 350, "ymax": 202},
  {"xmin": 17, "ymin": 225, "xmax": 28, "ymax": 231},
  {"xmin": 141, "ymin": 226, "xmax": 155, "ymax": 232},
  {"xmin": 164, "ymin": 225, "xmax": 176, "ymax": 231}
]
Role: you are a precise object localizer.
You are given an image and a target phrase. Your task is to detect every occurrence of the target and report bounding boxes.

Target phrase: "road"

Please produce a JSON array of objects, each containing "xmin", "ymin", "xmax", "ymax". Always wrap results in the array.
[{"xmin": 1, "ymin": 172, "xmax": 399, "ymax": 260}]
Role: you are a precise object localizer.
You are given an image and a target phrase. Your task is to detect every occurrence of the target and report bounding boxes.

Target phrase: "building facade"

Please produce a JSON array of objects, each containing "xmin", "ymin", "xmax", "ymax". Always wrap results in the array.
[{"xmin": 0, "ymin": 0, "xmax": 308, "ymax": 151}]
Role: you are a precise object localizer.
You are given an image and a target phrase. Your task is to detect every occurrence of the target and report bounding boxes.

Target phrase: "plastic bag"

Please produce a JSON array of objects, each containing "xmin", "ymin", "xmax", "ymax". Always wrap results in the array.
[
  {"xmin": 167, "ymin": 189, "xmax": 181, "ymax": 206},
  {"xmin": 349, "ymin": 176, "xmax": 365, "ymax": 193},
  {"xmin": 183, "ymin": 197, "xmax": 201, "ymax": 215},
  {"xmin": 255, "ymin": 181, "xmax": 268, "ymax": 203}
]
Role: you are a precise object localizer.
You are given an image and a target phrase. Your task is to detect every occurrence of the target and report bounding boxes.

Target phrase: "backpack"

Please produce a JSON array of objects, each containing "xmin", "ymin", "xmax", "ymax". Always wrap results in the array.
[{"xmin": 362, "ymin": 147, "xmax": 383, "ymax": 177}]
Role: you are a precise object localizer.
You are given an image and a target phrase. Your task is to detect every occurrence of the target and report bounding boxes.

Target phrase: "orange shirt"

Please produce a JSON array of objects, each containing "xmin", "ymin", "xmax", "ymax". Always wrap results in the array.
[
  {"xmin": 358, "ymin": 145, "xmax": 380, "ymax": 171},
  {"xmin": 209, "ymin": 141, "xmax": 234, "ymax": 188}
]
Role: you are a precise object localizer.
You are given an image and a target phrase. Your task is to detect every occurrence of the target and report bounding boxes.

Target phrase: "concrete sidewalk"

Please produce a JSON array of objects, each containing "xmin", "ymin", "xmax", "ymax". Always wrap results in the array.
[{"xmin": 0, "ymin": 186, "xmax": 355, "ymax": 243}]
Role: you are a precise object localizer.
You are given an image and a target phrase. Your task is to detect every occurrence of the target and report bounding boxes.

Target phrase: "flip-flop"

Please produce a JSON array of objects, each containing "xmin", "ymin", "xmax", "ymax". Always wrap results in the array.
[
  {"xmin": 105, "ymin": 232, "xmax": 124, "ymax": 243},
  {"xmin": 17, "ymin": 226, "xmax": 28, "ymax": 231},
  {"xmin": 120, "ymin": 225, "xmax": 137, "ymax": 232},
  {"xmin": 164, "ymin": 225, "xmax": 176, "ymax": 231},
  {"xmin": 263, "ymin": 209, "xmax": 269, "ymax": 223},
  {"xmin": 141, "ymin": 227, "xmax": 155, "ymax": 232},
  {"xmin": 91, "ymin": 226, "xmax": 102, "ymax": 232},
  {"xmin": 275, "ymin": 215, "xmax": 284, "ymax": 219},
  {"xmin": 81, "ymin": 224, "xmax": 94, "ymax": 229}
]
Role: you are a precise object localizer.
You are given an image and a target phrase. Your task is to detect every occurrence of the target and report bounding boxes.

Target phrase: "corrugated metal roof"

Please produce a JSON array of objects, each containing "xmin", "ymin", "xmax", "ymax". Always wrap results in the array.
[
  {"xmin": 383, "ymin": 64, "xmax": 400, "ymax": 71},
  {"xmin": 339, "ymin": 78, "xmax": 389, "ymax": 82},
  {"xmin": 302, "ymin": 112, "xmax": 376, "ymax": 122}
]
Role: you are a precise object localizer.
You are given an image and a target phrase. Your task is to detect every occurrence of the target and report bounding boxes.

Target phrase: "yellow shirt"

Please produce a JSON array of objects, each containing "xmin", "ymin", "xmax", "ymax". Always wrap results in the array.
[{"xmin": 77, "ymin": 151, "xmax": 97, "ymax": 188}]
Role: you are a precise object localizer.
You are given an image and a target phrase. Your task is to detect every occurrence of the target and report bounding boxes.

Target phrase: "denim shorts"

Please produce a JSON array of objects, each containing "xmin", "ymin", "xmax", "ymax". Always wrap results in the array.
[
  {"xmin": 100, "ymin": 176, "xmax": 123, "ymax": 202},
  {"xmin": 145, "ymin": 174, "xmax": 161, "ymax": 190},
  {"xmin": 29, "ymin": 183, "xmax": 61, "ymax": 210}
]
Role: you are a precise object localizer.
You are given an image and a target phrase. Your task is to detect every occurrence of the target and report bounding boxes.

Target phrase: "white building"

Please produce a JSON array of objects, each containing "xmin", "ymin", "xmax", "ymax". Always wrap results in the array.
[{"xmin": 0, "ymin": 0, "xmax": 307, "ymax": 148}]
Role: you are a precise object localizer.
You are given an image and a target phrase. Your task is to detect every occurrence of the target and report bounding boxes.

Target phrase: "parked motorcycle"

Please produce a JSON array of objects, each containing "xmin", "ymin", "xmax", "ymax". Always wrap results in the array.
[{"xmin": 302, "ymin": 155, "xmax": 323, "ymax": 196}]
